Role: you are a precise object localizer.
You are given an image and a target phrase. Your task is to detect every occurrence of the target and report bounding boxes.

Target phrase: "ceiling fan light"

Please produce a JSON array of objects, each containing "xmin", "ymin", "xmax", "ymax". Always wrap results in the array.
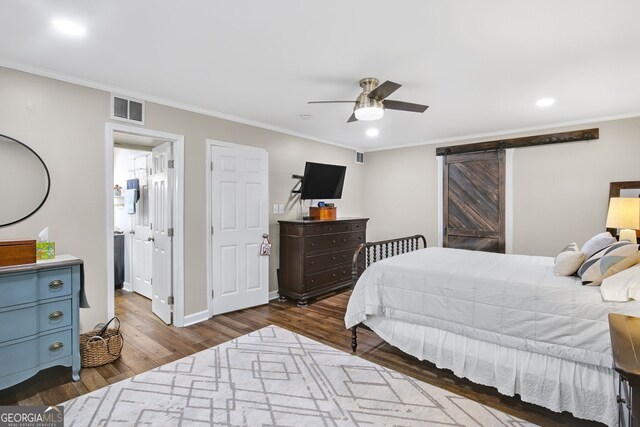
[{"xmin": 354, "ymin": 106, "xmax": 384, "ymax": 121}]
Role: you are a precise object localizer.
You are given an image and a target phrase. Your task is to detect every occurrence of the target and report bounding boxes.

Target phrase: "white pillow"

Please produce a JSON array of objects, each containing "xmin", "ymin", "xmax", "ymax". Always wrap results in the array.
[
  {"xmin": 554, "ymin": 243, "xmax": 585, "ymax": 276},
  {"xmin": 581, "ymin": 232, "xmax": 617, "ymax": 260},
  {"xmin": 601, "ymin": 263, "xmax": 640, "ymax": 302}
]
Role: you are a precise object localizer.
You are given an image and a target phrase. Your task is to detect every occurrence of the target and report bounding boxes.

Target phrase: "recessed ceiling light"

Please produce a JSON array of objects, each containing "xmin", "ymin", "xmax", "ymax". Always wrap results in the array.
[
  {"xmin": 366, "ymin": 128, "xmax": 380, "ymax": 137},
  {"xmin": 536, "ymin": 98, "xmax": 555, "ymax": 108},
  {"xmin": 52, "ymin": 19, "xmax": 86, "ymax": 37}
]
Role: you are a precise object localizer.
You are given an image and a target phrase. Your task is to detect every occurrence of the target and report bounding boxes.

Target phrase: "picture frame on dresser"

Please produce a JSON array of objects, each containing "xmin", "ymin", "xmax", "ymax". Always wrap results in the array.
[
  {"xmin": 0, "ymin": 256, "xmax": 85, "ymax": 390},
  {"xmin": 277, "ymin": 218, "xmax": 368, "ymax": 306}
]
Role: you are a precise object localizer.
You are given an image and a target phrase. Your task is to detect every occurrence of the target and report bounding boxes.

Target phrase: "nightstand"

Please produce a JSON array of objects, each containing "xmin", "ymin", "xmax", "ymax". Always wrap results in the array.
[{"xmin": 609, "ymin": 313, "xmax": 640, "ymax": 426}]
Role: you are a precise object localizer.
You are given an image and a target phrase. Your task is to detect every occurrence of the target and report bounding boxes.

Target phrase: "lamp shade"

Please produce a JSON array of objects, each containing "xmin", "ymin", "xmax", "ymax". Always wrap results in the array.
[
  {"xmin": 354, "ymin": 106, "xmax": 384, "ymax": 121},
  {"xmin": 606, "ymin": 197, "xmax": 640, "ymax": 230}
]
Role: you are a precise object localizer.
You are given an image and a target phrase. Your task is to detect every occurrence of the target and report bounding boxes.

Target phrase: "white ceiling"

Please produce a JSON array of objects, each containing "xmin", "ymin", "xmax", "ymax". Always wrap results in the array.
[{"xmin": 1, "ymin": 0, "xmax": 639, "ymax": 151}]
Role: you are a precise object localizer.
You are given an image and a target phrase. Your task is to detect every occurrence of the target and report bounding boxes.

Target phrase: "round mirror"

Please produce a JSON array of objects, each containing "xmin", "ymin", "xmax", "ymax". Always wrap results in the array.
[{"xmin": 0, "ymin": 134, "xmax": 50, "ymax": 227}]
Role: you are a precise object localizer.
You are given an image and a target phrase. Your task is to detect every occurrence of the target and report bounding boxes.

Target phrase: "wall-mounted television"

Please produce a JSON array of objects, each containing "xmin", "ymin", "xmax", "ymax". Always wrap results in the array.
[{"xmin": 300, "ymin": 162, "xmax": 346, "ymax": 200}]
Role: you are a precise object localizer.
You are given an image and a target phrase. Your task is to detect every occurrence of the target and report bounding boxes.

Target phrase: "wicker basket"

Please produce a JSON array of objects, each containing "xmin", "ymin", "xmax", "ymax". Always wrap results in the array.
[{"xmin": 80, "ymin": 317, "xmax": 124, "ymax": 368}]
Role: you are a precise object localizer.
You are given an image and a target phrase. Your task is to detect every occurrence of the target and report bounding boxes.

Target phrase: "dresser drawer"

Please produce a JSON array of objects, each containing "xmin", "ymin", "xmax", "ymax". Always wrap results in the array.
[
  {"xmin": 0, "ymin": 299, "xmax": 72, "ymax": 344},
  {"xmin": 305, "ymin": 234, "xmax": 340, "ymax": 254},
  {"xmin": 305, "ymin": 252, "xmax": 339, "ymax": 274},
  {"xmin": 0, "ymin": 329, "xmax": 72, "ymax": 378},
  {"xmin": 339, "ymin": 248, "xmax": 364, "ymax": 266},
  {"xmin": 0, "ymin": 268, "xmax": 72, "ymax": 308},
  {"xmin": 305, "ymin": 268, "xmax": 339, "ymax": 291},
  {"xmin": 339, "ymin": 232, "xmax": 366, "ymax": 249}
]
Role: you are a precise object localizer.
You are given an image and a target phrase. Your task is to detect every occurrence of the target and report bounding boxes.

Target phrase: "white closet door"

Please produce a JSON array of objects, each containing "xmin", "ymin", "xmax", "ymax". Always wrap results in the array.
[
  {"xmin": 210, "ymin": 144, "xmax": 268, "ymax": 315},
  {"xmin": 131, "ymin": 154, "xmax": 152, "ymax": 299}
]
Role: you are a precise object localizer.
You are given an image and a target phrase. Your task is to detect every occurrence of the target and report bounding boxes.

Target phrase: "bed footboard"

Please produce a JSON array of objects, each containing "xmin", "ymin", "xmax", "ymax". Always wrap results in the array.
[{"xmin": 350, "ymin": 234, "xmax": 427, "ymax": 352}]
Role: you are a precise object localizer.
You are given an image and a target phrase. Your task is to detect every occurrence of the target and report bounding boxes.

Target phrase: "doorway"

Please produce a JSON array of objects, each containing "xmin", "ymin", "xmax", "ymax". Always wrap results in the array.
[
  {"xmin": 206, "ymin": 140, "xmax": 269, "ymax": 317},
  {"xmin": 105, "ymin": 123, "xmax": 185, "ymax": 326}
]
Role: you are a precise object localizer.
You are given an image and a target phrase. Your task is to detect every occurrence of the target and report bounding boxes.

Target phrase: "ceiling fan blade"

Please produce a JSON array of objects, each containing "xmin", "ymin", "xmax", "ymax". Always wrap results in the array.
[
  {"xmin": 383, "ymin": 100, "xmax": 429, "ymax": 113},
  {"xmin": 308, "ymin": 101, "xmax": 355, "ymax": 104},
  {"xmin": 368, "ymin": 80, "xmax": 401, "ymax": 100},
  {"xmin": 347, "ymin": 112, "xmax": 358, "ymax": 123}
]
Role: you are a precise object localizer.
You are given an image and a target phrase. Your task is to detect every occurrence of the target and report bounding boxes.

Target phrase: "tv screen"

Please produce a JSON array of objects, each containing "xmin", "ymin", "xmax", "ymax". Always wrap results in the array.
[{"xmin": 300, "ymin": 162, "xmax": 346, "ymax": 200}]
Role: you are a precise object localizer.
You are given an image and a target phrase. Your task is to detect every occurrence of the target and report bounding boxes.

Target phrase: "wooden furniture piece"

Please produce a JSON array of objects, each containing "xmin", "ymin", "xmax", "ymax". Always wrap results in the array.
[
  {"xmin": 278, "ymin": 217, "xmax": 368, "ymax": 306},
  {"xmin": 350, "ymin": 234, "xmax": 427, "ymax": 352},
  {"xmin": 0, "ymin": 255, "xmax": 83, "ymax": 390},
  {"xmin": 443, "ymin": 150, "xmax": 505, "ymax": 253},
  {"xmin": 0, "ymin": 239, "xmax": 36, "ymax": 267},
  {"xmin": 609, "ymin": 313, "xmax": 640, "ymax": 426}
]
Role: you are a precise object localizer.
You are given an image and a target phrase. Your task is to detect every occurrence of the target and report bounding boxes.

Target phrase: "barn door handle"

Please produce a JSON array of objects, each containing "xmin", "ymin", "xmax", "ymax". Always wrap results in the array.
[{"xmin": 147, "ymin": 237, "xmax": 155, "ymax": 242}]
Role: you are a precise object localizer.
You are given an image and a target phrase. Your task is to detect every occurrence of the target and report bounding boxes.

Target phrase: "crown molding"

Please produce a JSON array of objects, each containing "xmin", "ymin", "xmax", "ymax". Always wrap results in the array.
[
  {"xmin": 364, "ymin": 111, "xmax": 640, "ymax": 152},
  {"xmin": 0, "ymin": 58, "xmax": 358, "ymax": 151}
]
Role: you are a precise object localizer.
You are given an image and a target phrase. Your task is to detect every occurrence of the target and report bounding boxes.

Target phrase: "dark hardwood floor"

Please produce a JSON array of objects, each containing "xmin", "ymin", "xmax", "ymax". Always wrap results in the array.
[{"xmin": 0, "ymin": 289, "xmax": 601, "ymax": 426}]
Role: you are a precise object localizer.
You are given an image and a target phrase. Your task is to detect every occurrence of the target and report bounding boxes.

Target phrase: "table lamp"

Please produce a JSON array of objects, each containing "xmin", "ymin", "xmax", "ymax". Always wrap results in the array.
[{"xmin": 606, "ymin": 197, "xmax": 640, "ymax": 244}]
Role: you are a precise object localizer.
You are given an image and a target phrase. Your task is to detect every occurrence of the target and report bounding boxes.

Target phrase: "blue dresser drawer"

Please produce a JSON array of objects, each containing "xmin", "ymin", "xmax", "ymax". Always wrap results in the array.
[
  {"xmin": 0, "ymin": 329, "xmax": 72, "ymax": 378},
  {"xmin": 0, "ymin": 299, "xmax": 72, "ymax": 343},
  {"xmin": 0, "ymin": 268, "xmax": 72, "ymax": 308}
]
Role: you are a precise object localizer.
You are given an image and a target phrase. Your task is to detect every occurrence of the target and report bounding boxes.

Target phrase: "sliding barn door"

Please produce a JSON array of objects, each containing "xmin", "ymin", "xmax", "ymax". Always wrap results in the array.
[{"xmin": 443, "ymin": 150, "xmax": 505, "ymax": 253}]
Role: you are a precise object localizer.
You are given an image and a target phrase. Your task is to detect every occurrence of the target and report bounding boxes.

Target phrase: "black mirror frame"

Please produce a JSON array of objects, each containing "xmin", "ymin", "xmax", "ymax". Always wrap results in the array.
[{"xmin": 0, "ymin": 134, "xmax": 51, "ymax": 227}]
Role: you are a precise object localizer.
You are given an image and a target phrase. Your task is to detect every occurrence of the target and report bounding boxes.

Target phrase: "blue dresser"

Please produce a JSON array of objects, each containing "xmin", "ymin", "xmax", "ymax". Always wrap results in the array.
[{"xmin": 0, "ymin": 255, "xmax": 83, "ymax": 389}]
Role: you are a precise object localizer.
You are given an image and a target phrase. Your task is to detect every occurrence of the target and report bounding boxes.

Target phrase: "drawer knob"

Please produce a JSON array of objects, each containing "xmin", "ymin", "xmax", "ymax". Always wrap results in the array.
[
  {"xmin": 332, "ymin": 273, "xmax": 336, "ymax": 277},
  {"xmin": 331, "ymin": 240, "xmax": 336, "ymax": 244},
  {"xmin": 49, "ymin": 311, "xmax": 64, "ymax": 320},
  {"xmin": 49, "ymin": 280, "xmax": 64, "ymax": 289},
  {"xmin": 332, "ymin": 256, "xmax": 336, "ymax": 260},
  {"xmin": 342, "ymin": 238, "xmax": 347, "ymax": 242},
  {"xmin": 310, "ymin": 261, "xmax": 315, "ymax": 265},
  {"xmin": 49, "ymin": 341, "xmax": 64, "ymax": 351},
  {"xmin": 310, "ymin": 243, "xmax": 315, "ymax": 247}
]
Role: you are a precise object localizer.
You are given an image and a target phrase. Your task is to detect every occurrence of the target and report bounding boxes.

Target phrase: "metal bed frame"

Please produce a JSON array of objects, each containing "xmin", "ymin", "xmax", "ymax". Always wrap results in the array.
[{"xmin": 350, "ymin": 234, "xmax": 427, "ymax": 352}]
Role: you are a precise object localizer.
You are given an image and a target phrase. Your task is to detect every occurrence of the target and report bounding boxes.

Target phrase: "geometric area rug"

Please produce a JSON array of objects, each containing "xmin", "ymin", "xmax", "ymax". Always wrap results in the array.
[{"xmin": 62, "ymin": 326, "xmax": 537, "ymax": 426}]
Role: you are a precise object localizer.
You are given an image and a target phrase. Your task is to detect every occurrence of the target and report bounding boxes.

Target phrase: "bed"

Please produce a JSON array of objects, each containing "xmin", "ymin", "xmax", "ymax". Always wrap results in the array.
[{"xmin": 345, "ymin": 235, "xmax": 639, "ymax": 426}]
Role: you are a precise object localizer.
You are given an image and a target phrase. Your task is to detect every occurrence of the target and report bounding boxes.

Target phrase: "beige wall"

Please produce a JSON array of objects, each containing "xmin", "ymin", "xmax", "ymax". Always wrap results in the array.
[
  {"xmin": 364, "ymin": 117, "xmax": 640, "ymax": 256},
  {"xmin": 0, "ymin": 67, "xmax": 365, "ymax": 330}
]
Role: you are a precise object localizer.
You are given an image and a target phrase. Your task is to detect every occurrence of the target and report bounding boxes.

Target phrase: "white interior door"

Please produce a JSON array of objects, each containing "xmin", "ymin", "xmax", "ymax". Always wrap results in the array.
[
  {"xmin": 211, "ymin": 144, "xmax": 268, "ymax": 316},
  {"xmin": 150, "ymin": 142, "xmax": 173, "ymax": 324},
  {"xmin": 131, "ymin": 154, "xmax": 153, "ymax": 299}
]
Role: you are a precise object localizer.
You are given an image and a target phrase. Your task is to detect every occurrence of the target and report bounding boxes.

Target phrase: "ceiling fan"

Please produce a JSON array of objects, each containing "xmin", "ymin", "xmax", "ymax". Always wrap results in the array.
[{"xmin": 308, "ymin": 78, "xmax": 429, "ymax": 123}]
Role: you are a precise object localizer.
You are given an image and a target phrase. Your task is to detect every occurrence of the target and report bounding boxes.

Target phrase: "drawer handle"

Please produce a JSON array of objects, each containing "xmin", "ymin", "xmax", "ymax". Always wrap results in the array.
[
  {"xmin": 310, "ymin": 261, "xmax": 315, "ymax": 265},
  {"xmin": 331, "ymin": 240, "xmax": 336, "ymax": 244},
  {"xmin": 49, "ymin": 311, "xmax": 64, "ymax": 320},
  {"xmin": 49, "ymin": 341, "xmax": 64, "ymax": 351},
  {"xmin": 342, "ymin": 238, "xmax": 347, "ymax": 242},
  {"xmin": 49, "ymin": 280, "xmax": 64, "ymax": 289},
  {"xmin": 310, "ymin": 243, "xmax": 315, "ymax": 247}
]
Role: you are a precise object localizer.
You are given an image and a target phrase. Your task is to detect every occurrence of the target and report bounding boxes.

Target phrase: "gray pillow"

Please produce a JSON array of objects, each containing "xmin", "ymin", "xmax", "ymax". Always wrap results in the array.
[{"xmin": 581, "ymin": 232, "xmax": 617, "ymax": 260}]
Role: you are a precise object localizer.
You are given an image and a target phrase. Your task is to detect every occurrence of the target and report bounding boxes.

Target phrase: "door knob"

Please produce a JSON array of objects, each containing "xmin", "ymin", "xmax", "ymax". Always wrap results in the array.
[
  {"xmin": 147, "ymin": 237, "xmax": 155, "ymax": 242},
  {"xmin": 129, "ymin": 230, "xmax": 135, "ymax": 235}
]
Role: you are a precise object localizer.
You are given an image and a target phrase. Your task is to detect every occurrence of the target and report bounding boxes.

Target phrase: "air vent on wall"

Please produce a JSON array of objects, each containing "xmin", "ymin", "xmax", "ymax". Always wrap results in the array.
[
  {"xmin": 355, "ymin": 151, "xmax": 364, "ymax": 164},
  {"xmin": 111, "ymin": 94, "xmax": 145, "ymax": 125}
]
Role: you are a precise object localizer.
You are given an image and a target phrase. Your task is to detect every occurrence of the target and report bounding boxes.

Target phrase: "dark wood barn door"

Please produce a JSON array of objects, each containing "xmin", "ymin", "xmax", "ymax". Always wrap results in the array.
[{"xmin": 443, "ymin": 150, "xmax": 505, "ymax": 253}]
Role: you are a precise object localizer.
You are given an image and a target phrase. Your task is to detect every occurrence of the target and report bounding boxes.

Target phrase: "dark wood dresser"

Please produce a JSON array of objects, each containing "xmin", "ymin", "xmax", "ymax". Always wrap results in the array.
[
  {"xmin": 278, "ymin": 218, "xmax": 368, "ymax": 306},
  {"xmin": 609, "ymin": 313, "xmax": 640, "ymax": 426}
]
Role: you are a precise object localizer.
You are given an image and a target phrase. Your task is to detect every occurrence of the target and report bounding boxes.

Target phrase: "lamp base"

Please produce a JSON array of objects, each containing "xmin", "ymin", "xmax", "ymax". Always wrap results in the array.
[{"xmin": 619, "ymin": 229, "xmax": 638, "ymax": 244}]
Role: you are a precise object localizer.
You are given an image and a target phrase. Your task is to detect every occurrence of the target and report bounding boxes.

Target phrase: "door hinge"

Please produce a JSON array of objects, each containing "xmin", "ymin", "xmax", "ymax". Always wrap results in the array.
[
  {"xmin": 168, "ymin": 295, "xmax": 174, "ymax": 305},
  {"xmin": 211, "ymin": 290, "xmax": 214, "ymax": 298},
  {"xmin": 211, "ymin": 225, "xmax": 214, "ymax": 235},
  {"xmin": 168, "ymin": 159, "xmax": 174, "ymax": 169},
  {"xmin": 168, "ymin": 227, "xmax": 174, "ymax": 237},
  {"xmin": 210, "ymin": 161, "xmax": 214, "ymax": 171}
]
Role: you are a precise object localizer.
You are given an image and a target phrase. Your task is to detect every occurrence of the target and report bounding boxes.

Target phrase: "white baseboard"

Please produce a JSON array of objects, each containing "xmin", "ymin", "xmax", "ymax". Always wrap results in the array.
[
  {"xmin": 269, "ymin": 291, "xmax": 279, "ymax": 301},
  {"xmin": 122, "ymin": 281, "xmax": 132, "ymax": 292},
  {"xmin": 183, "ymin": 309, "xmax": 210, "ymax": 327}
]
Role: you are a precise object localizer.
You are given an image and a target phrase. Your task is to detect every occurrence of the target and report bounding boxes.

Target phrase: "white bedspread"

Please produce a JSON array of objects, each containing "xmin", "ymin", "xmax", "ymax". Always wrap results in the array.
[{"xmin": 345, "ymin": 247, "xmax": 640, "ymax": 368}]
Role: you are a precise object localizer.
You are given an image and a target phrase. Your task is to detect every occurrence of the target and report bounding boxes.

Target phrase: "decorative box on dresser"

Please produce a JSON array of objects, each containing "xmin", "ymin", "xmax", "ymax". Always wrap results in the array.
[
  {"xmin": 278, "ymin": 218, "xmax": 368, "ymax": 306},
  {"xmin": 0, "ymin": 255, "xmax": 83, "ymax": 390}
]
